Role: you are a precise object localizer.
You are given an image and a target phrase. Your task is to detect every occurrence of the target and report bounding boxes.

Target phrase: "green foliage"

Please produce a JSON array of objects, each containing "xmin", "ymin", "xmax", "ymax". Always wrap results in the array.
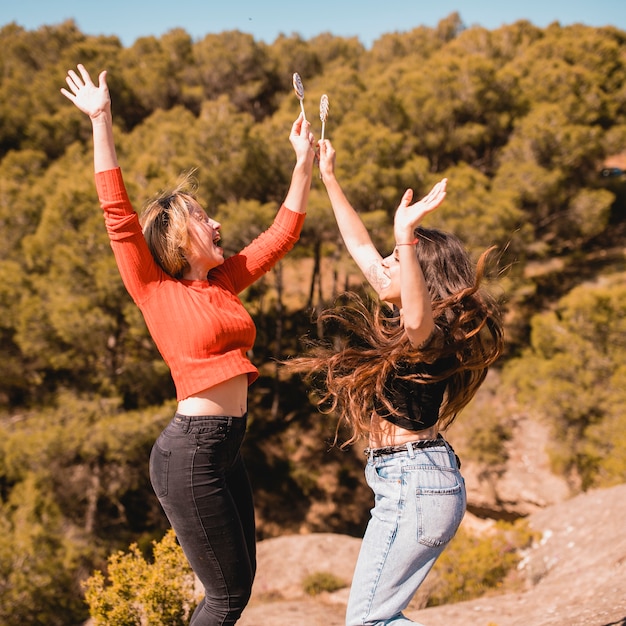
[
  {"xmin": 302, "ymin": 571, "xmax": 347, "ymax": 596},
  {"xmin": 433, "ymin": 162, "xmax": 525, "ymax": 257},
  {"xmin": 0, "ymin": 394, "xmax": 172, "ymax": 535},
  {"xmin": 426, "ymin": 519, "xmax": 538, "ymax": 606},
  {"xmin": 0, "ymin": 473, "xmax": 92, "ymax": 625},
  {"xmin": 452, "ymin": 372, "xmax": 513, "ymax": 468},
  {"xmin": 503, "ymin": 277, "xmax": 626, "ymax": 488},
  {"xmin": 1, "ymin": 15, "xmax": 626, "ymax": 624},
  {"xmin": 1, "ymin": 16, "xmax": 625, "ymax": 408},
  {"xmin": 83, "ymin": 529, "xmax": 196, "ymax": 626},
  {"xmin": 120, "ymin": 30, "xmax": 197, "ymax": 113},
  {"xmin": 192, "ymin": 30, "xmax": 281, "ymax": 120}
]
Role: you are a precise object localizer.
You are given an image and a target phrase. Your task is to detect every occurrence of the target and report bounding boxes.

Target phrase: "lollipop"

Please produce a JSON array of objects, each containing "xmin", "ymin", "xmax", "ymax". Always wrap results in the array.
[
  {"xmin": 319, "ymin": 94, "xmax": 329, "ymax": 141},
  {"xmin": 292, "ymin": 72, "xmax": 306, "ymax": 120}
]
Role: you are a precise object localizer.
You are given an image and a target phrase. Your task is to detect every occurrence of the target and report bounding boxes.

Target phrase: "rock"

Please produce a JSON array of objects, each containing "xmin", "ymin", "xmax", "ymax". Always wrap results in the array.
[
  {"xmin": 239, "ymin": 483, "xmax": 626, "ymax": 626},
  {"xmin": 249, "ymin": 532, "xmax": 361, "ymax": 602},
  {"xmin": 461, "ymin": 411, "xmax": 572, "ymax": 520}
]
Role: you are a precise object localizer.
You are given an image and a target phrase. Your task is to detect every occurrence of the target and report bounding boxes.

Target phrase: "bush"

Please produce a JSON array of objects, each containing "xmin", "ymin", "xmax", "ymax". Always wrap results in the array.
[
  {"xmin": 426, "ymin": 519, "xmax": 538, "ymax": 606},
  {"xmin": 302, "ymin": 571, "xmax": 347, "ymax": 596},
  {"xmin": 83, "ymin": 529, "xmax": 197, "ymax": 626}
]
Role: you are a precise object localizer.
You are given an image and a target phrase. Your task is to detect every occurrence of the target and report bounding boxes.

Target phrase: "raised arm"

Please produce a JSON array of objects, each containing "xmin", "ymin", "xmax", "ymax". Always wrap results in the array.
[
  {"xmin": 61, "ymin": 64, "xmax": 118, "ymax": 173},
  {"xmin": 217, "ymin": 114, "xmax": 314, "ymax": 294},
  {"xmin": 318, "ymin": 139, "xmax": 391, "ymax": 294},
  {"xmin": 393, "ymin": 179, "xmax": 447, "ymax": 347},
  {"xmin": 319, "ymin": 137, "xmax": 447, "ymax": 346},
  {"xmin": 282, "ymin": 113, "xmax": 316, "ymax": 214}
]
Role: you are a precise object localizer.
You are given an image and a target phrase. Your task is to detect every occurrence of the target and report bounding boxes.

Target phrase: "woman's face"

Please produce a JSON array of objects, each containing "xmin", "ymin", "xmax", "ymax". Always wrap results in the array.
[
  {"xmin": 184, "ymin": 203, "xmax": 224, "ymax": 276},
  {"xmin": 378, "ymin": 248, "xmax": 402, "ymax": 305}
]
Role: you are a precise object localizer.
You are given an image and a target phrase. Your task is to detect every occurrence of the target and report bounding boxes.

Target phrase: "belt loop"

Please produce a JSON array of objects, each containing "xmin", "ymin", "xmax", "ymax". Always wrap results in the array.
[
  {"xmin": 406, "ymin": 441, "xmax": 415, "ymax": 458},
  {"xmin": 444, "ymin": 438, "xmax": 462, "ymax": 470},
  {"xmin": 441, "ymin": 437, "xmax": 451, "ymax": 459}
]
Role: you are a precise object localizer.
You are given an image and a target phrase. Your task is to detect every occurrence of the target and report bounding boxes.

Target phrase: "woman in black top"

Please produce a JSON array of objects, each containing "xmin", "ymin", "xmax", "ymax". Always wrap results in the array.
[{"xmin": 289, "ymin": 139, "xmax": 504, "ymax": 625}]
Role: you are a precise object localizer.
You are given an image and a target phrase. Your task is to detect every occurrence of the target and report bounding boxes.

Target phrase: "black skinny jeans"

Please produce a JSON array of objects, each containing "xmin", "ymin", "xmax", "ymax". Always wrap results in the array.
[{"xmin": 149, "ymin": 413, "xmax": 256, "ymax": 626}]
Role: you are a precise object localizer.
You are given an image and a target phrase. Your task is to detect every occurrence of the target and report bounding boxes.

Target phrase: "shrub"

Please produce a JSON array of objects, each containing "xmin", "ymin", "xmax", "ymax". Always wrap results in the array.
[
  {"xmin": 83, "ymin": 529, "xmax": 197, "ymax": 626},
  {"xmin": 426, "ymin": 519, "xmax": 538, "ymax": 606},
  {"xmin": 302, "ymin": 571, "xmax": 347, "ymax": 596}
]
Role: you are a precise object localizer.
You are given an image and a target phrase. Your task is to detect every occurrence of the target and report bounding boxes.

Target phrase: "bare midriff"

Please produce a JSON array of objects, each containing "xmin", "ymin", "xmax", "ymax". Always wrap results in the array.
[
  {"xmin": 368, "ymin": 414, "xmax": 439, "ymax": 448},
  {"xmin": 177, "ymin": 373, "xmax": 248, "ymax": 417}
]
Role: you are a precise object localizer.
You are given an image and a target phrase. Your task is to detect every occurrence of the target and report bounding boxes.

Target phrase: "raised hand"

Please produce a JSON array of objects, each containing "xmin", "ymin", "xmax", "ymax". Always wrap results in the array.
[
  {"xmin": 61, "ymin": 63, "xmax": 118, "ymax": 172},
  {"xmin": 289, "ymin": 112, "xmax": 316, "ymax": 167},
  {"xmin": 317, "ymin": 139, "xmax": 336, "ymax": 182},
  {"xmin": 60, "ymin": 64, "xmax": 110, "ymax": 120},
  {"xmin": 394, "ymin": 179, "xmax": 447, "ymax": 243}
]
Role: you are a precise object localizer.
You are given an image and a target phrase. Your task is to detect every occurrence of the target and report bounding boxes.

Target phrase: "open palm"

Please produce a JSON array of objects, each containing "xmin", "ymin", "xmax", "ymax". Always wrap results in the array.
[
  {"xmin": 60, "ymin": 64, "xmax": 110, "ymax": 119},
  {"xmin": 394, "ymin": 178, "xmax": 447, "ymax": 238}
]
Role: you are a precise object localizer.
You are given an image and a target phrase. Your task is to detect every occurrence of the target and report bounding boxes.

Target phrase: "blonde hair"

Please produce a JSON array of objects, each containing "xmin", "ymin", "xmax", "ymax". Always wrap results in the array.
[{"xmin": 140, "ymin": 172, "xmax": 200, "ymax": 278}]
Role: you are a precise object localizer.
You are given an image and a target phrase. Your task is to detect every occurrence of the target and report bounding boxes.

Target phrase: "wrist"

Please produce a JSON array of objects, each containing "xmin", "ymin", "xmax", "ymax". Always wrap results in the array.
[
  {"xmin": 293, "ymin": 157, "xmax": 313, "ymax": 171},
  {"xmin": 90, "ymin": 110, "xmax": 112, "ymax": 126},
  {"xmin": 291, "ymin": 163, "xmax": 313, "ymax": 184},
  {"xmin": 395, "ymin": 237, "xmax": 419, "ymax": 246},
  {"xmin": 321, "ymin": 172, "xmax": 337, "ymax": 186}
]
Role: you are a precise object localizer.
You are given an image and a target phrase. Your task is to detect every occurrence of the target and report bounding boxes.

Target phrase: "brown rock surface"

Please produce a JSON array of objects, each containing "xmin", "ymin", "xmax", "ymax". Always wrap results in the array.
[
  {"xmin": 459, "ymin": 411, "xmax": 572, "ymax": 519},
  {"xmin": 239, "ymin": 483, "xmax": 626, "ymax": 626}
]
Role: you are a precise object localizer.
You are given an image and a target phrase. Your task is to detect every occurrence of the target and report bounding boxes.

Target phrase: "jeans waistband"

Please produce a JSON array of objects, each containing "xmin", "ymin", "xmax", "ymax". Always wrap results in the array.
[
  {"xmin": 172, "ymin": 412, "xmax": 247, "ymax": 433},
  {"xmin": 364, "ymin": 437, "xmax": 445, "ymax": 457}
]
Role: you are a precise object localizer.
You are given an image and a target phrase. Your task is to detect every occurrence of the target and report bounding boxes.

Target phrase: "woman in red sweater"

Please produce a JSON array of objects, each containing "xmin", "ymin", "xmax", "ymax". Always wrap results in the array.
[{"xmin": 61, "ymin": 64, "xmax": 315, "ymax": 625}]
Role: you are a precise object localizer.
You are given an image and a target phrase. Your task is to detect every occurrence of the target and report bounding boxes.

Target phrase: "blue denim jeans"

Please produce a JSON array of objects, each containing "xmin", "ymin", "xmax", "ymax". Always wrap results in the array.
[
  {"xmin": 149, "ymin": 413, "xmax": 255, "ymax": 626},
  {"xmin": 346, "ymin": 439, "xmax": 466, "ymax": 626}
]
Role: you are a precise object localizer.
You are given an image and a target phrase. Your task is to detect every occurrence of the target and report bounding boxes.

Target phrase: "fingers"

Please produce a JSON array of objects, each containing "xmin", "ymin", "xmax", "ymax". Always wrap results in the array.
[
  {"xmin": 431, "ymin": 178, "xmax": 447, "ymax": 197},
  {"xmin": 291, "ymin": 113, "xmax": 303, "ymax": 134},
  {"xmin": 318, "ymin": 139, "xmax": 334, "ymax": 158},
  {"xmin": 291, "ymin": 112, "xmax": 310, "ymax": 136},
  {"xmin": 317, "ymin": 140, "xmax": 335, "ymax": 170},
  {"xmin": 77, "ymin": 64, "xmax": 94, "ymax": 86},
  {"xmin": 419, "ymin": 178, "xmax": 447, "ymax": 207},
  {"xmin": 307, "ymin": 129, "xmax": 316, "ymax": 149},
  {"xmin": 399, "ymin": 179, "xmax": 447, "ymax": 212},
  {"xmin": 400, "ymin": 189, "xmax": 414, "ymax": 206},
  {"xmin": 301, "ymin": 119, "xmax": 313, "ymax": 144},
  {"xmin": 65, "ymin": 70, "xmax": 81, "ymax": 93},
  {"xmin": 291, "ymin": 115, "xmax": 315, "ymax": 152},
  {"xmin": 64, "ymin": 64, "xmax": 97, "ymax": 94},
  {"xmin": 59, "ymin": 87, "xmax": 74, "ymax": 102},
  {"xmin": 60, "ymin": 64, "xmax": 110, "ymax": 114},
  {"xmin": 425, "ymin": 179, "xmax": 445, "ymax": 197}
]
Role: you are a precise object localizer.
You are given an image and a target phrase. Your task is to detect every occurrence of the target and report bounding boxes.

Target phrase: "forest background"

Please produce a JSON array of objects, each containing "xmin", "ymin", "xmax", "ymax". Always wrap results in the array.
[{"xmin": 1, "ymin": 12, "xmax": 625, "ymax": 625}]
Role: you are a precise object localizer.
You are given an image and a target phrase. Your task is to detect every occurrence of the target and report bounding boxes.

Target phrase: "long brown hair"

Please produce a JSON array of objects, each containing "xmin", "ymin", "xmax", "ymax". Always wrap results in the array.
[{"xmin": 286, "ymin": 227, "xmax": 505, "ymax": 447}]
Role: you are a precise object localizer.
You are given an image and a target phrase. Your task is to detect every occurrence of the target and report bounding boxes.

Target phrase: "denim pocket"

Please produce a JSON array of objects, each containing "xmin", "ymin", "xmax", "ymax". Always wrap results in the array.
[
  {"xmin": 415, "ymin": 467, "xmax": 465, "ymax": 547},
  {"xmin": 149, "ymin": 442, "xmax": 171, "ymax": 499},
  {"xmin": 193, "ymin": 421, "xmax": 229, "ymax": 447},
  {"xmin": 373, "ymin": 462, "xmax": 403, "ymax": 483}
]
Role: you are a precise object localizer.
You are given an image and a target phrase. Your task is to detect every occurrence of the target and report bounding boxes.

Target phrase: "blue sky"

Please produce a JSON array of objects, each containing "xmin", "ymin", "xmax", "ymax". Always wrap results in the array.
[{"xmin": 1, "ymin": 0, "xmax": 625, "ymax": 48}]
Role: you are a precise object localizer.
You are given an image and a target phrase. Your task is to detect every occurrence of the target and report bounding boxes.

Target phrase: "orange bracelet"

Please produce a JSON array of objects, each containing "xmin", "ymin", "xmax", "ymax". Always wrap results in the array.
[{"xmin": 396, "ymin": 237, "xmax": 419, "ymax": 246}]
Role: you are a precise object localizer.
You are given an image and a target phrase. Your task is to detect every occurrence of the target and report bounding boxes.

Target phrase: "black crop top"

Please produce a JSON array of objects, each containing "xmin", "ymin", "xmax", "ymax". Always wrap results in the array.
[{"xmin": 375, "ymin": 357, "xmax": 455, "ymax": 431}]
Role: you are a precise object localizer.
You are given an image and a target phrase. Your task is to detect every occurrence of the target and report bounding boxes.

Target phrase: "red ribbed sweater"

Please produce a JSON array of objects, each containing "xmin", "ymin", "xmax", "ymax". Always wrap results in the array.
[{"xmin": 96, "ymin": 168, "xmax": 305, "ymax": 400}]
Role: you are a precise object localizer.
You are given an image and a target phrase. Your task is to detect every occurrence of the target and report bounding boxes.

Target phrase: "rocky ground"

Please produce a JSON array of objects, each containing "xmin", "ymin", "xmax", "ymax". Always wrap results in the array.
[{"xmin": 238, "ymin": 482, "xmax": 626, "ymax": 626}]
